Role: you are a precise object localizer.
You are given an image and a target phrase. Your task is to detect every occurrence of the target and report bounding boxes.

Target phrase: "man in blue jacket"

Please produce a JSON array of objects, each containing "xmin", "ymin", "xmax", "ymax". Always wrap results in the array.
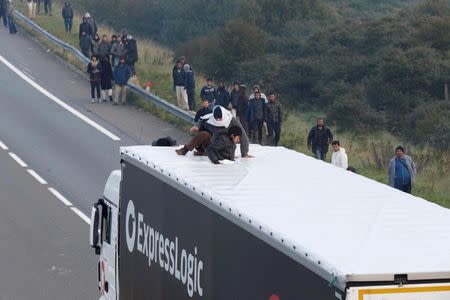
[
  {"xmin": 113, "ymin": 57, "xmax": 131, "ymax": 105},
  {"xmin": 388, "ymin": 146, "xmax": 417, "ymax": 193}
]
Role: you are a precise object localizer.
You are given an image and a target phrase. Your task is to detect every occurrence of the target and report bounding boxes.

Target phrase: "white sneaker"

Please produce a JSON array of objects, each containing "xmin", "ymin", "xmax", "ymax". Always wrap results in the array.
[{"xmin": 91, "ymin": 99, "xmax": 95, "ymax": 103}]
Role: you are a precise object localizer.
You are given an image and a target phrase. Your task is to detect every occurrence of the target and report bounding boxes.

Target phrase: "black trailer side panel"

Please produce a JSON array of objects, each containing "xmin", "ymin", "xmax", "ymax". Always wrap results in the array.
[{"xmin": 119, "ymin": 160, "xmax": 339, "ymax": 300}]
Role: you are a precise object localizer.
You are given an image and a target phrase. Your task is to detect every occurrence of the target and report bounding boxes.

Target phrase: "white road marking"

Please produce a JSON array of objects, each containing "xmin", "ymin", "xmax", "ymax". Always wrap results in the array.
[
  {"xmin": 27, "ymin": 169, "xmax": 48, "ymax": 184},
  {"xmin": 9, "ymin": 152, "xmax": 28, "ymax": 167},
  {"xmin": 71, "ymin": 207, "xmax": 91, "ymax": 225},
  {"xmin": 48, "ymin": 187, "xmax": 73, "ymax": 206},
  {"xmin": 0, "ymin": 140, "xmax": 8, "ymax": 150},
  {"xmin": 4, "ymin": 145, "xmax": 89, "ymax": 226},
  {"xmin": 0, "ymin": 54, "xmax": 121, "ymax": 141}
]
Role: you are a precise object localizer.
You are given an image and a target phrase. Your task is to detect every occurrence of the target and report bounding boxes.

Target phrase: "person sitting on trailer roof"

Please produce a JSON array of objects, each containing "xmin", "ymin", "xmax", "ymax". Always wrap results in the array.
[
  {"xmin": 176, "ymin": 106, "xmax": 252, "ymax": 158},
  {"xmin": 206, "ymin": 125, "xmax": 242, "ymax": 164}
]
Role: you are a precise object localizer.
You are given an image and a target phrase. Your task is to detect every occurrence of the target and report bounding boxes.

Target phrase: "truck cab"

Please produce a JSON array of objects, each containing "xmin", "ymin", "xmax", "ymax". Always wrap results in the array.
[{"xmin": 90, "ymin": 170, "xmax": 121, "ymax": 300}]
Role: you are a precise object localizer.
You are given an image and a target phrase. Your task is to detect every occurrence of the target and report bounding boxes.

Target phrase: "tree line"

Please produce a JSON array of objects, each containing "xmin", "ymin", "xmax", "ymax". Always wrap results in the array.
[{"xmin": 72, "ymin": 0, "xmax": 450, "ymax": 150}]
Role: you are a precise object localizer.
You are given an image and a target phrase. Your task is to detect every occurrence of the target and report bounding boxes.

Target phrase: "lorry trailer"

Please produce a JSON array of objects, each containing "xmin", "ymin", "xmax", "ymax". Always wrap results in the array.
[{"xmin": 90, "ymin": 145, "xmax": 450, "ymax": 299}]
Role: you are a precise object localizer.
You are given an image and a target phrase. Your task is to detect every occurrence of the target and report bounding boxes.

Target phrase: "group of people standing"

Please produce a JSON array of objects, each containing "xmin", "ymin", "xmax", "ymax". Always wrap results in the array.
[
  {"xmin": 76, "ymin": 11, "xmax": 138, "ymax": 105},
  {"xmin": 78, "ymin": 13, "xmax": 139, "ymax": 76},
  {"xmin": 172, "ymin": 58, "xmax": 284, "ymax": 147},
  {"xmin": 86, "ymin": 53, "xmax": 132, "ymax": 105}
]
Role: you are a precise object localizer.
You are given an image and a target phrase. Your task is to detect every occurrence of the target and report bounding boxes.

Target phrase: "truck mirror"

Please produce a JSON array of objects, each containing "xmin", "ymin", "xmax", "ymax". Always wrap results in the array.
[{"xmin": 89, "ymin": 200, "xmax": 104, "ymax": 254}]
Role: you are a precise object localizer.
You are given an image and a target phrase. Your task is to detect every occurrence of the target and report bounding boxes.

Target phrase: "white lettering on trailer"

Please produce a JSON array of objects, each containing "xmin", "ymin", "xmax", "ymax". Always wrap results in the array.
[
  {"xmin": 125, "ymin": 200, "xmax": 136, "ymax": 252},
  {"xmin": 125, "ymin": 200, "xmax": 204, "ymax": 297}
]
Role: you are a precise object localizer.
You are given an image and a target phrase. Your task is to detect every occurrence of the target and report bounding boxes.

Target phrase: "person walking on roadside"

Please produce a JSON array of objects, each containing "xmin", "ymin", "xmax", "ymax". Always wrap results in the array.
[
  {"xmin": 87, "ymin": 55, "xmax": 102, "ymax": 103},
  {"xmin": 43, "ymin": 0, "xmax": 52, "ymax": 15},
  {"xmin": 247, "ymin": 91, "xmax": 266, "ymax": 144},
  {"xmin": 265, "ymin": 92, "xmax": 283, "ymax": 146},
  {"xmin": 113, "ymin": 57, "xmax": 132, "ymax": 105},
  {"xmin": 307, "ymin": 117, "xmax": 334, "ymax": 161},
  {"xmin": 110, "ymin": 38, "xmax": 125, "ymax": 67},
  {"xmin": 172, "ymin": 60, "xmax": 188, "ymax": 110},
  {"xmin": 331, "ymin": 140, "xmax": 348, "ymax": 169},
  {"xmin": 388, "ymin": 146, "xmax": 417, "ymax": 194},
  {"xmin": 6, "ymin": 0, "xmax": 17, "ymax": 36},
  {"xmin": 200, "ymin": 78, "xmax": 217, "ymax": 109},
  {"xmin": 230, "ymin": 81, "xmax": 240, "ymax": 118},
  {"xmin": 215, "ymin": 80, "xmax": 231, "ymax": 109},
  {"xmin": 249, "ymin": 84, "xmax": 268, "ymax": 103},
  {"xmin": 0, "ymin": 0, "xmax": 7, "ymax": 28},
  {"xmin": 78, "ymin": 17, "xmax": 92, "ymax": 41},
  {"xmin": 124, "ymin": 35, "xmax": 138, "ymax": 77},
  {"xmin": 236, "ymin": 84, "xmax": 249, "ymax": 134},
  {"xmin": 92, "ymin": 34, "xmax": 101, "ymax": 56},
  {"xmin": 79, "ymin": 31, "xmax": 92, "ymax": 58},
  {"xmin": 84, "ymin": 12, "xmax": 97, "ymax": 37},
  {"xmin": 100, "ymin": 56, "xmax": 114, "ymax": 102},
  {"xmin": 61, "ymin": 2, "xmax": 73, "ymax": 33},
  {"xmin": 27, "ymin": 0, "xmax": 37, "ymax": 19},
  {"xmin": 184, "ymin": 64, "xmax": 196, "ymax": 111},
  {"xmin": 97, "ymin": 35, "xmax": 111, "ymax": 60}
]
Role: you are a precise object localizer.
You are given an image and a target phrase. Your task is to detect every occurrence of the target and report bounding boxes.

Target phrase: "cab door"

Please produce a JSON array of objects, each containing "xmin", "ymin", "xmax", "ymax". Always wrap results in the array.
[{"xmin": 99, "ymin": 201, "xmax": 118, "ymax": 300}]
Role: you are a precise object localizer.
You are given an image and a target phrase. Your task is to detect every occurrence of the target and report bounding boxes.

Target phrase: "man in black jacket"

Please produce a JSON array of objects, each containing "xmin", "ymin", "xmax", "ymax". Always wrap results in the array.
[
  {"xmin": 125, "ymin": 35, "xmax": 138, "ymax": 77},
  {"xmin": 265, "ymin": 92, "xmax": 283, "ymax": 146},
  {"xmin": 62, "ymin": 2, "xmax": 73, "ymax": 33},
  {"xmin": 215, "ymin": 81, "xmax": 231, "ymax": 109},
  {"xmin": 307, "ymin": 117, "xmax": 334, "ymax": 161},
  {"xmin": 206, "ymin": 125, "xmax": 242, "ymax": 164},
  {"xmin": 79, "ymin": 17, "xmax": 92, "ymax": 40}
]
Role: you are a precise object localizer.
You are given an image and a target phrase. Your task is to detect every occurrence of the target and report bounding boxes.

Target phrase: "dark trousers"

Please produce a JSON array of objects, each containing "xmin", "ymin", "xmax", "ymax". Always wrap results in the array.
[
  {"xmin": 187, "ymin": 89, "xmax": 195, "ymax": 111},
  {"xmin": 394, "ymin": 182, "xmax": 412, "ymax": 194},
  {"xmin": 314, "ymin": 147, "xmax": 328, "ymax": 161},
  {"xmin": 64, "ymin": 18, "xmax": 72, "ymax": 33},
  {"xmin": 267, "ymin": 121, "xmax": 281, "ymax": 146},
  {"xmin": 186, "ymin": 131, "xmax": 211, "ymax": 153},
  {"xmin": 0, "ymin": 11, "xmax": 7, "ymax": 27},
  {"xmin": 90, "ymin": 80, "xmax": 101, "ymax": 99},
  {"xmin": 44, "ymin": 0, "xmax": 52, "ymax": 14},
  {"xmin": 250, "ymin": 119, "xmax": 264, "ymax": 144},
  {"xmin": 237, "ymin": 115, "xmax": 249, "ymax": 136},
  {"xmin": 7, "ymin": 16, "xmax": 17, "ymax": 35},
  {"xmin": 129, "ymin": 62, "xmax": 136, "ymax": 76}
]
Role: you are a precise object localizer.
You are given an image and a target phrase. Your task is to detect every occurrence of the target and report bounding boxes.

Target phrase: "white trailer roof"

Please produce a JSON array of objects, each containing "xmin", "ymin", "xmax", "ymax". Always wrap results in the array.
[{"xmin": 121, "ymin": 145, "xmax": 450, "ymax": 286}]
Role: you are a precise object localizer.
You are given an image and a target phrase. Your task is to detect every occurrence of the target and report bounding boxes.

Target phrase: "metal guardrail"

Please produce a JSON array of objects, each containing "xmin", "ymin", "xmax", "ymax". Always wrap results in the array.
[{"xmin": 15, "ymin": 11, "xmax": 195, "ymax": 124}]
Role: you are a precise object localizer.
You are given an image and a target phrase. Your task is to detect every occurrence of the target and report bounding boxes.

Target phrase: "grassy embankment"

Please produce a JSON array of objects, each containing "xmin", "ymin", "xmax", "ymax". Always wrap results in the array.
[{"xmin": 16, "ymin": 3, "xmax": 449, "ymax": 207}]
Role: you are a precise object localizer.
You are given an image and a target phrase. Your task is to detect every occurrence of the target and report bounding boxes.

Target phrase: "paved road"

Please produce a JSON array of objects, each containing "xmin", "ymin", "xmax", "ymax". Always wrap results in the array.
[
  {"xmin": 0, "ymin": 149, "xmax": 97, "ymax": 300},
  {"xmin": 0, "ymin": 24, "xmax": 187, "ymax": 299},
  {"xmin": 0, "ymin": 26, "xmax": 187, "ymax": 213}
]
